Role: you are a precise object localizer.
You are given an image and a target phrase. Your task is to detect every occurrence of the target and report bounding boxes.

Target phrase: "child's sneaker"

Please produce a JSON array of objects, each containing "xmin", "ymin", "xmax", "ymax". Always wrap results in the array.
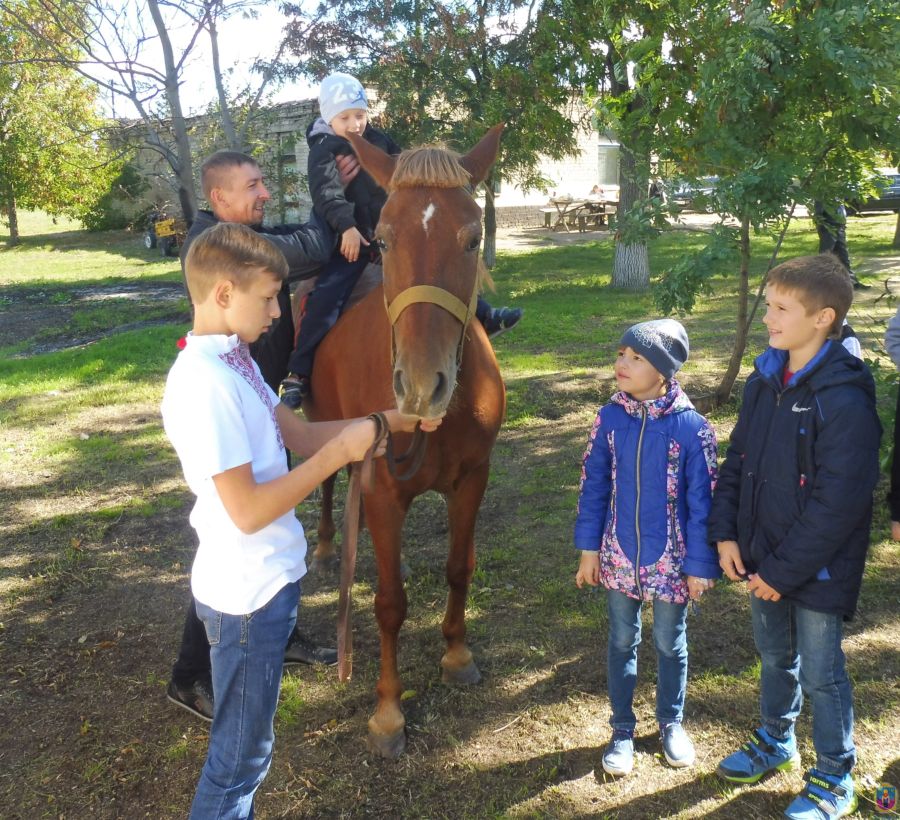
[
  {"xmin": 601, "ymin": 729, "xmax": 635, "ymax": 776},
  {"xmin": 280, "ymin": 374, "xmax": 310, "ymax": 408},
  {"xmin": 716, "ymin": 727, "xmax": 801, "ymax": 783},
  {"xmin": 660, "ymin": 722, "xmax": 695, "ymax": 768},
  {"xmin": 483, "ymin": 306, "xmax": 523, "ymax": 339},
  {"xmin": 783, "ymin": 769, "xmax": 856, "ymax": 819}
]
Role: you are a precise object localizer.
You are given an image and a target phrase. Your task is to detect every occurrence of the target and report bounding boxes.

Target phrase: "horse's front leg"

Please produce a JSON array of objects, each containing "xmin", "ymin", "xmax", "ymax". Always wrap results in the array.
[
  {"xmin": 363, "ymin": 491, "xmax": 411, "ymax": 759},
  {"xmin": 441, "ymin": 462, "xmax": 489, "ymax": 685},
  {"xmin": 309, "ymin": 472, "xmax": 338, "ymax": 573}
]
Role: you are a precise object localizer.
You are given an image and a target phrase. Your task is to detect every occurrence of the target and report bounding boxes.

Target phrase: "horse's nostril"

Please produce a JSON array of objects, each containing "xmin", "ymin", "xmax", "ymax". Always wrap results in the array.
[
  {"xmin": 393, "ymin": 369, "xmax": 406, "ymax": 399},
  {"xmin": 431, "ymin": 372, "xmax": 447, "ymax": 404}
]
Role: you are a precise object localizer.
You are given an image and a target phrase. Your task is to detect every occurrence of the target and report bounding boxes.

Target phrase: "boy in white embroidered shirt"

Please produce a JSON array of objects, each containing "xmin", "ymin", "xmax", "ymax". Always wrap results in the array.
[{"xmin": 161, "ymin": 222, "xmax": 441, "ymax": 817}]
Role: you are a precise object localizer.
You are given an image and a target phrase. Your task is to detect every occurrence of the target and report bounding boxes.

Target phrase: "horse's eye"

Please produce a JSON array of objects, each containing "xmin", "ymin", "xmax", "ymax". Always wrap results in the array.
[{"xmin": 466, "ymin": 235, "xmax": 481, "ymax": 252}]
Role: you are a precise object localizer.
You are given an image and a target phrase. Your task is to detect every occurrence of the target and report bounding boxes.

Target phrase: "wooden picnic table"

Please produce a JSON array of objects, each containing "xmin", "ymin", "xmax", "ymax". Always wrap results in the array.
[{"xmin": 544, "ymin": 197, "xmax": 618, "ymax": 232}]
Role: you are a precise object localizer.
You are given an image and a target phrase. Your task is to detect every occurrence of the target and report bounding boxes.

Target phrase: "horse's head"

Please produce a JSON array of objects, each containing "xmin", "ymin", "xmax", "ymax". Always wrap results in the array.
[{"xmin": 348, "ymin": 125, "xmax": 503, "ymax": 417}]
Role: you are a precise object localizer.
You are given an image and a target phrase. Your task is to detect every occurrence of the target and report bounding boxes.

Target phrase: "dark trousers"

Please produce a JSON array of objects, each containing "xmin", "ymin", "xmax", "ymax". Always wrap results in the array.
[
  {"xmin": 249, "ymin": 280, "xmax": 294, "ymax": 391},
  {"xmin": 171, "ymin": 597, "xmax": 211, "ymax": 686},
  {"xmin": 287, "ymin": 253, "xmax": 369, "ymax": 377},
  {"xmin": 890, "ymin": 387, "xmax": 900, "ymax": 521}
]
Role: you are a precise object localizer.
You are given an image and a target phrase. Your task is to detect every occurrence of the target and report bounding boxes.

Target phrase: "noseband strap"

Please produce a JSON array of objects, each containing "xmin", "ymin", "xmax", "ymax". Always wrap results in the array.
[{"xmin": 386, "ymin": 284, "xmax": 477, "ymax": 327}]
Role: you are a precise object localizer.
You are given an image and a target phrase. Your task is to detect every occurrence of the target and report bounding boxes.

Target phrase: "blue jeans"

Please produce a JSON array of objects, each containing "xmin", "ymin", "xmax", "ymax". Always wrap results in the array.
[
  {"xmin": 750, "ymin": 596, "xmax": 855, "ymax": 775},
  {"xmin": 606, "ymin": 589, "xmax": 688, "ymax": 732},
  {"xmin": 190, "ymin": 581, "xmax": 300, "ymax": 819}
]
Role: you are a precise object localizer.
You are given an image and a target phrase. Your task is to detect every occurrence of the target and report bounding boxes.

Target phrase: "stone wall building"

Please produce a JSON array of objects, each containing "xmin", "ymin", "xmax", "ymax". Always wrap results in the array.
[{"xmin": 128, "ymin": 97, "xmax": 620, "ymax": 230}]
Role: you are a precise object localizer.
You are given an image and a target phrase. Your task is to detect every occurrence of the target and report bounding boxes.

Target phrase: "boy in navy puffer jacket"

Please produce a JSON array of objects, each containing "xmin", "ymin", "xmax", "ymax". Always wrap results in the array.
[
  {"xmin": 708, "ymin": 254, "xmax": 881, "ymax": 820},
  {"xmin": 574, "ymin": 318, "xmax": 720, "ymax": 777}
]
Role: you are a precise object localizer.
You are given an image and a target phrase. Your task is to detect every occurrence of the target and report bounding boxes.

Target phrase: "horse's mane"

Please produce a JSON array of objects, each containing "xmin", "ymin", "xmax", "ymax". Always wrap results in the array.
[{"xmin": 390, "ymin": 145, "xmax": 471, "ymax": 191}]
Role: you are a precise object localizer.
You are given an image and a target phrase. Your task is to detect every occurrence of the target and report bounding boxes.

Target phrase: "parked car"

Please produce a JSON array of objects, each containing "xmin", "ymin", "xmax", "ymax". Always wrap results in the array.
[
  {"xmin": 671, "ymin": 176, "xmax": 719, "ymax": 211},
  {"xmin": 849, "ymin": 172, "xmax": 900, "ymax": 214}
]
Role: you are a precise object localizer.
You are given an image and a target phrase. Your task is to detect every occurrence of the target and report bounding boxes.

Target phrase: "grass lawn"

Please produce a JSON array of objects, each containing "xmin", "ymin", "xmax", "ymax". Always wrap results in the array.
[{"xmin": 1, "ymin": 210, "xmax": 898, "ymax": 818}]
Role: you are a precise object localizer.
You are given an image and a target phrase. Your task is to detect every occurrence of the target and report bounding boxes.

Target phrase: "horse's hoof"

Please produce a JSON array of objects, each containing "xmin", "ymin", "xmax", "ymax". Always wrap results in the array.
[
  {"xmin": 367, "ymin": 727, "xmax": 407, "ymax": 759},
  {"xmin": 442, "ymin": 659, "xmax": 482, "ymax": 685},
  {"xmin": 309, "ymin": 553, "xmax": 339, "ymax": 574}
]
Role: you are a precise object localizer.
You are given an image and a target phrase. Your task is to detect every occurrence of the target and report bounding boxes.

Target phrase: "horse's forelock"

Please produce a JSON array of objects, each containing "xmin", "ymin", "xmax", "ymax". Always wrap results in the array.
[{"xmin": 390, "ymin": 146, "xmax": 472, "ymax": 190}]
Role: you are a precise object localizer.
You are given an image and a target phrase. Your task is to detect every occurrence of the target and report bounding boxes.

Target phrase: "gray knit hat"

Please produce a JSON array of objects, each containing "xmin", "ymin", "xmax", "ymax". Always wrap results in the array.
[
  {"xmin": 318, "ymin": 72, "xmax": 368, "ymax": 126},
  {"xmin": 619, "ymin": 319, "xmax": 689, "ymax": 379}
]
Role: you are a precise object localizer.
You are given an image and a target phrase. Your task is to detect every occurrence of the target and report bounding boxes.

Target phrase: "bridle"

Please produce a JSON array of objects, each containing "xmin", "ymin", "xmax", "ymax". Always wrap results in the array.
[{"xmin": 385, "ymin": 281, "xmax": 479, "ymax": 370}]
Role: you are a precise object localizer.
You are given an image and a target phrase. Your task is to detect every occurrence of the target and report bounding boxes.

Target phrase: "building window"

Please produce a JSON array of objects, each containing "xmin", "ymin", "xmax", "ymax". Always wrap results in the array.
[{"xmin": 597, "ymin": 145, "xmax": 620, "ymax": 186}]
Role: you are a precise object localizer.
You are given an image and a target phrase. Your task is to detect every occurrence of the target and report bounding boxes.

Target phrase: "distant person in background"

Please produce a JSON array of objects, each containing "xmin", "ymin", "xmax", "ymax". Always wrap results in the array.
[{"xmin": 813, "ymin": 201, "xmax": 868, "ymax": 290}]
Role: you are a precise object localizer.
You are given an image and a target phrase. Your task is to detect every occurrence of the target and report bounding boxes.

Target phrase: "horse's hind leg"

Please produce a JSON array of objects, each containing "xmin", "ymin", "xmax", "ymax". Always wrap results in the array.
[
  {"xmin": 310, "ymin": 472, "xmax": 338, "ymax": 573},
  {"xmin": 441, "ymin": 463, "xmax": 488, "ymax": 685}
]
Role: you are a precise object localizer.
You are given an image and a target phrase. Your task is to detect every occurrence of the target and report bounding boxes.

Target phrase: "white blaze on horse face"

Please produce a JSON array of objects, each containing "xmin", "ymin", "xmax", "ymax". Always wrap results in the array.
[{"xmin": 422, "ymin": 201, "xmax": 436, "ymax": 233}]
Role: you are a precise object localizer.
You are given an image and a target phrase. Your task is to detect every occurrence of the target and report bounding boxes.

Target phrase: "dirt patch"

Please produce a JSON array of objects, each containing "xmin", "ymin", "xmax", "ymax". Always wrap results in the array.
[
  {"xmin": 0, "ymin": 282, "xmax": 188, "ymax": 355},
  {"xmin": 1, "ymin": 250, "xmax": 898, "ymax": 819}
]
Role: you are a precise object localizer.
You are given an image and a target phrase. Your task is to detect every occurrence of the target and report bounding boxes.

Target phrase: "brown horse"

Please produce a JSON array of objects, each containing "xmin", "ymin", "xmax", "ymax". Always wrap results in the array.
[{"xmin": 303, "ymin": 126, "xmax": 506, "ymax": 758}]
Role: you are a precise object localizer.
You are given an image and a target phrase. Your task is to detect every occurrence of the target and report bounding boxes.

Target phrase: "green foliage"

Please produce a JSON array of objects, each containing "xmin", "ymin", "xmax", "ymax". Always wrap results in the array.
[
  {"xmin": 0, "ymin": 2, "xmax": 117, "ymax": 233},
  {"xmin": 653, "ymin": 223, "xmax": 740, "ymax": 315},
  {"xmin": 283, "ymin": 0, "xmax": 581, "ymax": 192},
  {"xmin": 80, "ymin": 161, "xmax": 150, "ymax": 232}
]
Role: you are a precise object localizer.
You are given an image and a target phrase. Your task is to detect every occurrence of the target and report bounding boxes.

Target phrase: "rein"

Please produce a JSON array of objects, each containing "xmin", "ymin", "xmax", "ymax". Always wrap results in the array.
[{"xmin": 336, "ymin": 412, "xmax": 425, "ymax": 681}]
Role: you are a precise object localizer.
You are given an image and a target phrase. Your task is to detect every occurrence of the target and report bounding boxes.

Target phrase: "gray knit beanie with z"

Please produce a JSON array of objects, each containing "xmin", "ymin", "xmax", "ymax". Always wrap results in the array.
[{"xmin": 619, "ymin": 319, "xmax": 690, "ymax": 379}]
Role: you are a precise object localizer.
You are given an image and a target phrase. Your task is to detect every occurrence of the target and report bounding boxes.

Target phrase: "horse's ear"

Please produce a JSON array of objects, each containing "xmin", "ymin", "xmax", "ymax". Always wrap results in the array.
[
  {"xmin": 459, "ymin": 124, "xmax": 504, "ymax": 186},
  {"xmin": 347, "ymin": 131, "xmax": 397, "ymax": 190}
]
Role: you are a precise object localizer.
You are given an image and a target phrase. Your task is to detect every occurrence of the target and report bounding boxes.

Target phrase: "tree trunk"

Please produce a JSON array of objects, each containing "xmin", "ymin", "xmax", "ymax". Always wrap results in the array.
[
  {"xmin": 482, "ymin": 181, "xmax": 497, "ymax": 269},
  {"xmin": 208, "ymin": 12, "xmax": 238, "ymax": 149},
  {"xmin": 611, "ymin": 139, "xmax": 650, "ymax": 289},
  {"xmin": 715, "ymin": 216, "xmax": 752, "ymax": 404},
  {"xmin": 4, "ymin": 193, "xmax": 20, "ymax": 245},
  {"xmin": 147, "ymin": 0, "xmax": 197, "ymax": 224},
  {"xmin": 893, "ymin": 211, "xmax": 900, "ymax": 250},
  {"xmin": 612, "ymin": 242, "xmax": 649, "ymax": 290}
]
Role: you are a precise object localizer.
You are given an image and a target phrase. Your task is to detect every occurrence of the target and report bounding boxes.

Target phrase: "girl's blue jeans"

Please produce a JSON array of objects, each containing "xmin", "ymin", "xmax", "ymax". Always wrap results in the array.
[
  {"xmin": 750, "ymin": 595, "xmax": 855, "ymax": 775},
  {"xmin": 606, "ymin": 589, "xmax": 688, "ymax": 732},
  {"xmin": 190, "ymin": 581, "xmax": 300, "ymax": 819}
]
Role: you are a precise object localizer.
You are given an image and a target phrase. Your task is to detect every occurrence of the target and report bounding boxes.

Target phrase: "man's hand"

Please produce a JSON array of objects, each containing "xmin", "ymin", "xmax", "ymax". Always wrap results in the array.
[
  {"xmin": 747, "ymin": 574, "xmax": 781, "ymax": 601},
  {"xmin": 576, "ymin": 551, "xmax": 600, "ymax": 588},
  {"xmin": 336, "ymin": 153, "xmax": 360, "ymax": 187},
  {"xmin": 717, "ymin": 540, "xmax": 747, "ymax": 581}
]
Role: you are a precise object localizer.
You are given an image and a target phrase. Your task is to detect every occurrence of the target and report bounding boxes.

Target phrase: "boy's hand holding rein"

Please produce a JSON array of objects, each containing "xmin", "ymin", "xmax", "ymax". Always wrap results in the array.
[{"xmin": 337, "ymin": 410, "xmax": 444, "ymax": 463}]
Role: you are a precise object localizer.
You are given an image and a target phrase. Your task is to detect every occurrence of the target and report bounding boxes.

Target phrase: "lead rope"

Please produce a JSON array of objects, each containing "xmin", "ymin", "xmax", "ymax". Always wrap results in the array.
[{"xmin": 337, "ymin": 412, "xmax": 391, "ymax": 682}]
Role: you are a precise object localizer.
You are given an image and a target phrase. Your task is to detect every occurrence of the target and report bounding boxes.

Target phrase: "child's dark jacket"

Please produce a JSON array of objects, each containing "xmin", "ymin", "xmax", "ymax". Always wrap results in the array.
[
  {"xmin": 707, "ymin": 341, "xmax": 881, "ymax": 618},
  {"xmin": 306, "ymin": 119, "xmax": 402, "ymax": 240}
]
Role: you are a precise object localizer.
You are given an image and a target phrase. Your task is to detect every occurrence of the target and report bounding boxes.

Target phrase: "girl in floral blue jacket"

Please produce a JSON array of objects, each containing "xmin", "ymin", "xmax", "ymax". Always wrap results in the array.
[{"xmin": 574, "ymin": 319, "xmax": 720, "ymax": 777}]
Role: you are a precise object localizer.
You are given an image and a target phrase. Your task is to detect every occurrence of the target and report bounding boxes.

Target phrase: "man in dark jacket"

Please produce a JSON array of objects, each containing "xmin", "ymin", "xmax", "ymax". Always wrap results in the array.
[
  {"xmin": 179, "ymin": 149, "xmax": 339, "ymax": 388},
  {"xmin": 167, "ymin": 150, "xmax": 342, "ymax": 724},
  {"xmin": 708, "ymin": 254, "xmax": 881, "ymax": 820}
]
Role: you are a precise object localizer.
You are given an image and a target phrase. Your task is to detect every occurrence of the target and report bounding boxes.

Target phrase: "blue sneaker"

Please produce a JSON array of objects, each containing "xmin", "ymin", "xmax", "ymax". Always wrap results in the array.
[
  {"xmin": 717, "ymin": 728, "xmax": 801, "ymax": 783},
  {"xmin": 784, "ymin": 769, "xmax": 856, "ymax": 819},
  {"xmin": 660, "ymin": 722, "xmax": 695, "ymax": 768},
  {"xmin": 601, "ymin": 729, "xmax": 635, "ymax": 776}
]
